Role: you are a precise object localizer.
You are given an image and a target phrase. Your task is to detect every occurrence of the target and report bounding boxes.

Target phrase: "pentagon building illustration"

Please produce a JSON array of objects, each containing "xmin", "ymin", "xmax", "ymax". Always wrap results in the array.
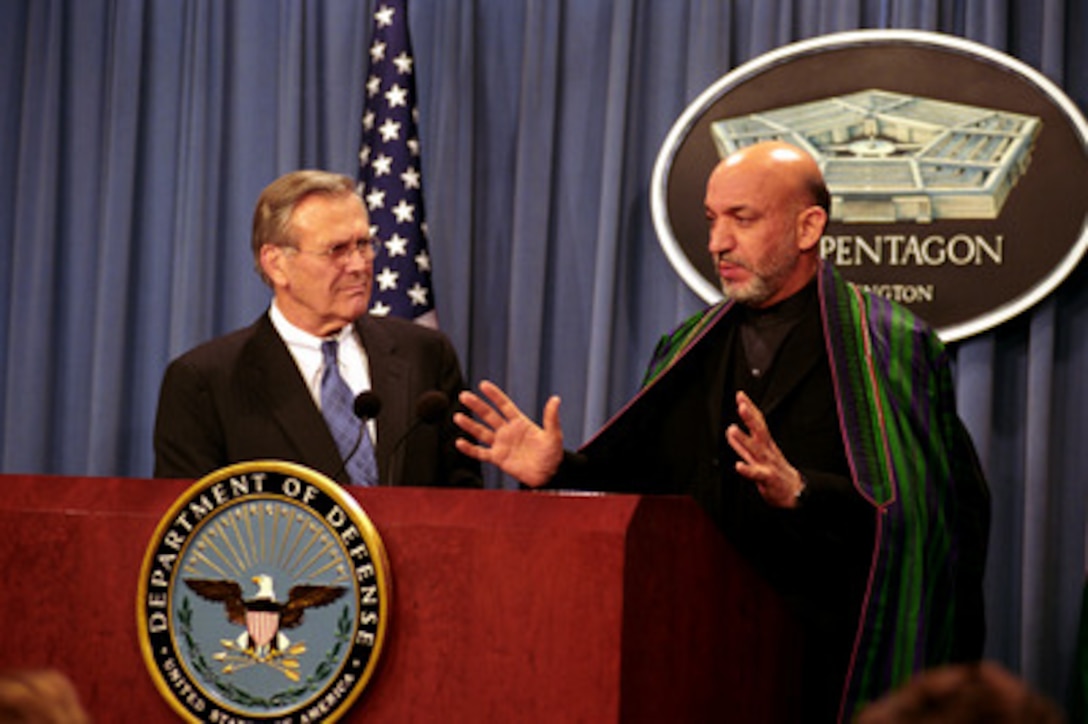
[{"xmin": 711, "ymin": 89, "xmax": 1041, "ymax": 223}]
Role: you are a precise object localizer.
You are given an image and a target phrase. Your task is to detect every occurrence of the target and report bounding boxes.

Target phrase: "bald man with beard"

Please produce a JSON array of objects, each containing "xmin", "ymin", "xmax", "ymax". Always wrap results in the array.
[{"xmin": 454, "ymin": 142, "xmax": 991, "ymax": 723}]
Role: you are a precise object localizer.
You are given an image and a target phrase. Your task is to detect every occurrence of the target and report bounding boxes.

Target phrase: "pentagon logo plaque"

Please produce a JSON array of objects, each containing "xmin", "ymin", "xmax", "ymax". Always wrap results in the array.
[{"xmin": 652, "ymin": 30, "xmax": 1088, "ymax": 340}]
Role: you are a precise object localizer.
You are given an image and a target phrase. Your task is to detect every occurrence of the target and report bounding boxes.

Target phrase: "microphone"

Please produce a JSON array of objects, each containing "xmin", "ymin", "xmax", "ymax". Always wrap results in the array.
[
  {"xmin": 384, "ymin": 391, "xmax": 450, "ymax": 486},
  {"xmin": 354, "ymin": 390, "xmax": 384, "ymax": 420},
  {"xmin": 331, "ymin": 391, "xmax": 382, "ymax": 484}
]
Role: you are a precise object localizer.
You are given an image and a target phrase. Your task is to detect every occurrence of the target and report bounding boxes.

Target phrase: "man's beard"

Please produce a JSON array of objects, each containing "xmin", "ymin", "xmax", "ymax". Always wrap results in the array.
[
  {"xmin": 720, "ymin": 272, "xmax": 772, "ymax": 306},
  {"xmin": 716, "ymin": 244, "xmax": 799, "ymax": 307}
]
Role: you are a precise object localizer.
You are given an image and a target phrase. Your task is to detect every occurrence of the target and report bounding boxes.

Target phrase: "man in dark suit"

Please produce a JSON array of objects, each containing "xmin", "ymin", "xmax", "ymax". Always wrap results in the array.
[
  {"xmin": 154, "ymin": 170, "xmax": 480, "ymax": 488},
  {"xmin": 452, "ymin": 142, "xmax": 989, "ymax": 722}
]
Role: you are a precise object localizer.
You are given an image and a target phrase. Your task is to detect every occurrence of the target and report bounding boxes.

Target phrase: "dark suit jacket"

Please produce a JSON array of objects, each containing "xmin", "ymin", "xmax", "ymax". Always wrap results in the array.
[
  {"xmin": 153, "ymin": 312, "xmax": 481, "ymax": 488},
  {"xmin": 556, "ymin": 296, "xmax": 872, "ymax": 605}
]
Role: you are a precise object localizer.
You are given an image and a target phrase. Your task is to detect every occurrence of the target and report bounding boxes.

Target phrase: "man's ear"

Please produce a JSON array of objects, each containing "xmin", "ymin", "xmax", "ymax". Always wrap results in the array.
[
  {"xmin": 796, "ymin": 206, "xmax": 827, "ymax": 252},
  {"xmin": 260, "ymin": 244, "xmax": 289, "ymax": 288}
]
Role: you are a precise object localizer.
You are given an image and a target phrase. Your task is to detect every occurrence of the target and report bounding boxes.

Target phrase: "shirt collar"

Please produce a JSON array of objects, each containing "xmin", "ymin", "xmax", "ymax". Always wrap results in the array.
[{"xmin": 269, "ymin": 300, "xmax": 354, "ymax": 348}]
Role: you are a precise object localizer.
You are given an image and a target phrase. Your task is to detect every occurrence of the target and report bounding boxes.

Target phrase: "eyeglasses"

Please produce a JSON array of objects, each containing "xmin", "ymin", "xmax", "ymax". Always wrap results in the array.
[{"xmin": 286, "ymin": 238, "xmax": 380, "ymax": 265}]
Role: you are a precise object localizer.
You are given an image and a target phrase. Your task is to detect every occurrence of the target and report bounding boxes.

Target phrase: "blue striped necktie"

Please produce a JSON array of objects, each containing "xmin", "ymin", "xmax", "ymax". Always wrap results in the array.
[{"xmin": 320, "ymin": 339, "xmax": 378, "ymax": 486}]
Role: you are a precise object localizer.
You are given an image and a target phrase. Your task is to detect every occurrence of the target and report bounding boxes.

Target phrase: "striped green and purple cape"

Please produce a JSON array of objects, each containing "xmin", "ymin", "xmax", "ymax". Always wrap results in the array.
[{"xmin": 641, "ymin": 262, "xmax": 986, "ymax": 721}]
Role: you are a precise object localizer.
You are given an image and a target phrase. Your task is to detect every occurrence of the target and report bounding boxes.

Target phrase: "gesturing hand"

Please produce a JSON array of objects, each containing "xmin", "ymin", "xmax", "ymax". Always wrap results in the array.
[
  {"xmin": 453, "ymin": 380, "xmax": 564, "ymax": 488},
  {"xmin": 725, "ymin": 391, "xmax": 805, "ymax": 509}
]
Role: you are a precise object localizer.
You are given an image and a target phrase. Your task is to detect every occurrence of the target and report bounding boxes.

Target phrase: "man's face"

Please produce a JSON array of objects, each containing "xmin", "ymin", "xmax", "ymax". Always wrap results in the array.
[
  {"xmin": 263, "ymin": 192, "xmax": 374, "ymax": 337},
  {"xmin": 704, "ymin": 157, "xmax": 813, "ymax": 308}
]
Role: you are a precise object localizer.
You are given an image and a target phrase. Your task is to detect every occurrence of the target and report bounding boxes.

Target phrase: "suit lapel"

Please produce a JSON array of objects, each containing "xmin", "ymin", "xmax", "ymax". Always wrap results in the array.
[
  {"xmin": 757, "ymin": 303, "xmax": 824, "ymax": 419},
  {"xmin": 241, "ymin": 314, "xmax": 344, "ymax": 475},
  {"xmin": 355, "ymin": 316, "xmax": 408, "ymax": 482},
  {"xmin": 704, "ymin": 310, "xmax": 737, "ymax": 442},
  {"xmin": 674, "ymin": 301, "xmax": 813, "ymax": 436}
]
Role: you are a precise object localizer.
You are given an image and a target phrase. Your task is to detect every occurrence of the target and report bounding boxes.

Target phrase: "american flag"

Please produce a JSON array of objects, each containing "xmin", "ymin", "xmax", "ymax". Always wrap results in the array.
[{"xmin": 357, "ymin": 0, "xmax": 437, "ymax": 327}]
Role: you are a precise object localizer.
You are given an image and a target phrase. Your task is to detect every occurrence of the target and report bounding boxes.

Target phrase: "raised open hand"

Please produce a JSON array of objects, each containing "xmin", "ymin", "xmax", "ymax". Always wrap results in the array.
[
  {"xmin": 726, "ymin": 390, "xmax": 805, "ymax": 508},
  {"xmin": 453, "ymin": 380, "xmax": 564, "ymax": 488}
]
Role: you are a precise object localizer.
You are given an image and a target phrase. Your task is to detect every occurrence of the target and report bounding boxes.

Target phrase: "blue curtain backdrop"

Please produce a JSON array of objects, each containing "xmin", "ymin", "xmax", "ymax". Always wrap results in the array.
[{"xmin": 1, "ymin": 0, "xmax": 1085, "ymax": 710}]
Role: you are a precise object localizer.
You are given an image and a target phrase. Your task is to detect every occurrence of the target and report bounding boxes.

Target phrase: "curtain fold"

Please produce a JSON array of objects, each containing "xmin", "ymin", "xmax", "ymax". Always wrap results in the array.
[
  {"xmin": 505, "ymin": 0, "xmax": 560, "ymax": 411},
  {"xmin": 1, "ymin": 0, "xmax": 1085, "ymax": 709},
  {"xmin": 582, "ymin": 0, "xmax": 634, "ymax": 434},
  {"xmin": 7, "ymin": 0, "xmax": 65, "ymax": 471},
  {"xmin": 1022, "ymin": 301, "xmax": 1057, "ymax": 684}
]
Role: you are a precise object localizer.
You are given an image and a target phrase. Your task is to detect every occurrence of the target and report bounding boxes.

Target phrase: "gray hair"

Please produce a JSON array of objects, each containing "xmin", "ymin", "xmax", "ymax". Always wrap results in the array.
[{"xmin": 250, "ymin": 170, "xmax": 358, "ymax": 284}]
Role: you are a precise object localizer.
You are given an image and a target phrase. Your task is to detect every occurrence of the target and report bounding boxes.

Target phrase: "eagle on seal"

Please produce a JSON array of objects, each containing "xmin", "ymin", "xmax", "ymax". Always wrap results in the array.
[{"xmin": 184, "ymin": 574, "xmax": 346, "ymax": 659}]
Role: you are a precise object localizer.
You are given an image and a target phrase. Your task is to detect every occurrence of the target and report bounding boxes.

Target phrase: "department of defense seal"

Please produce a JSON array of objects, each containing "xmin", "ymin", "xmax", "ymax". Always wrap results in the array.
[{"xmin": 137, "ymin": 461, "xmax": 390, "ymax": 723}]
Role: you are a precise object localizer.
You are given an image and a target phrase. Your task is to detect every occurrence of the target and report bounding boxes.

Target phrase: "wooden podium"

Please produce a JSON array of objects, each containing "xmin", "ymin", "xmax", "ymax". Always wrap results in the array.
[{"xmin": 0, "ymin": 475, "xmax": 799, "ymax": 722}]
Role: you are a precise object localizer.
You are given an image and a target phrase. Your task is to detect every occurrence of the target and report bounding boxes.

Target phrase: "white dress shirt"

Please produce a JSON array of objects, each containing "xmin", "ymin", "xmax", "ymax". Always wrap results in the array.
[{"xmin": 269, "ymin": 301, "xmax": 377, "ymax": 443}]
